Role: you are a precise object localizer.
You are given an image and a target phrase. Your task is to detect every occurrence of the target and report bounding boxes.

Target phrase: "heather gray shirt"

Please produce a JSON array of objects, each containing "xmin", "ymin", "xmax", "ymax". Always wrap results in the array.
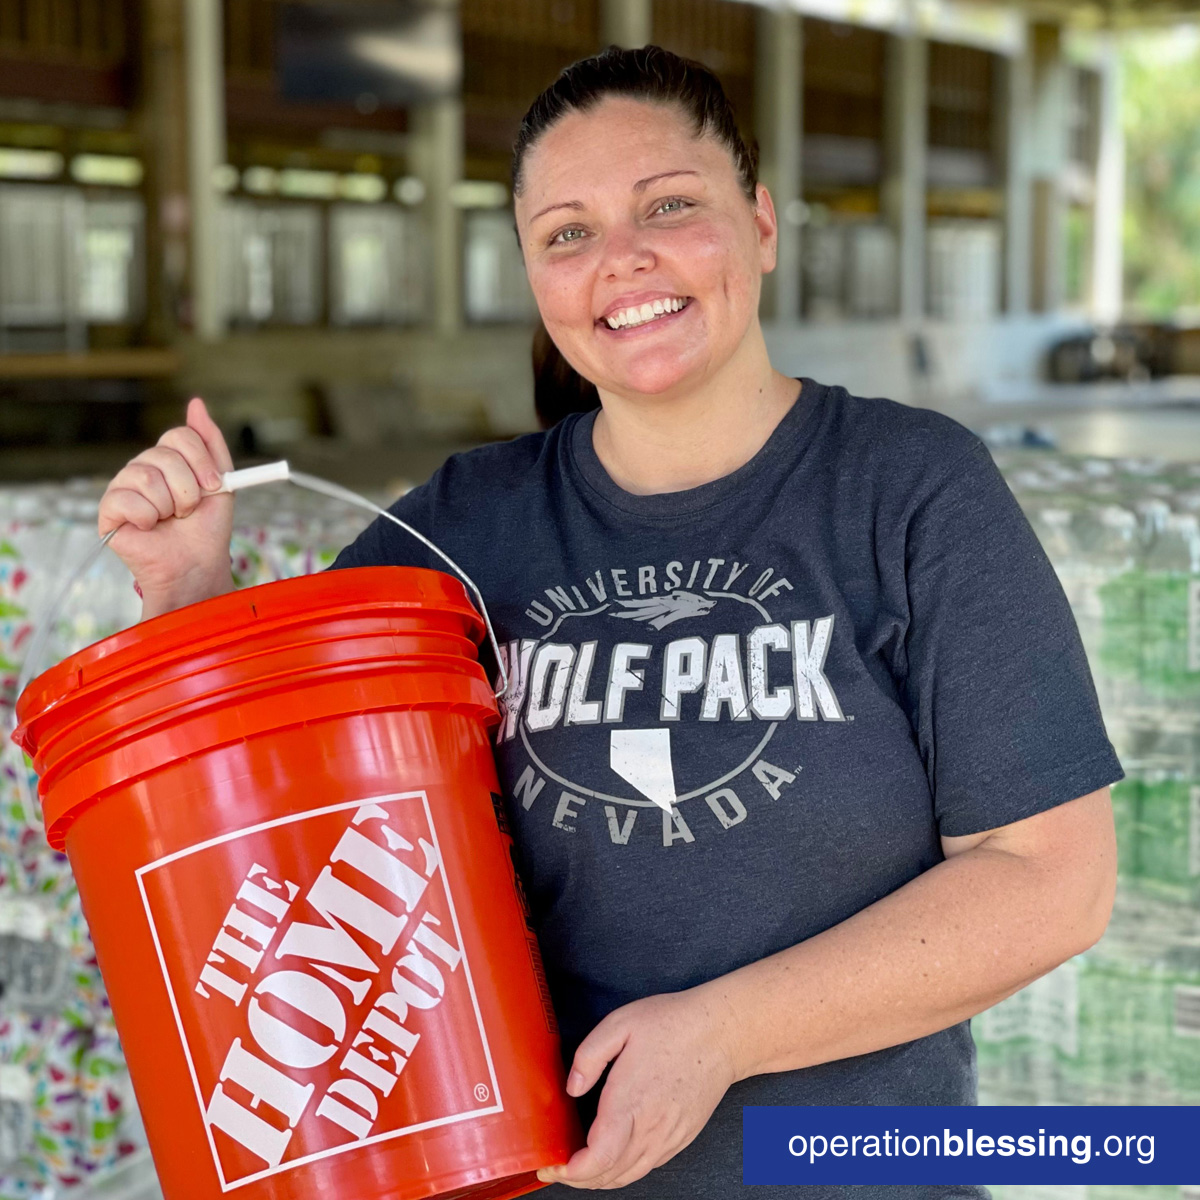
[{"xmin": 333, "ymin": 380, "xmax": 1123, "ymax": 1198}]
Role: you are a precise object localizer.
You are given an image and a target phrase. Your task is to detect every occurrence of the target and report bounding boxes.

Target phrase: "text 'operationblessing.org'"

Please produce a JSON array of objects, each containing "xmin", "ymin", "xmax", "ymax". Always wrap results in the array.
[
  {"xmin": 742, "ymin": 1107, "xmax": 1197, "ymax": 1186},
  {"xmin": 785, "ymin": 1126, "xmax": 1154, "ymax": 1166}
]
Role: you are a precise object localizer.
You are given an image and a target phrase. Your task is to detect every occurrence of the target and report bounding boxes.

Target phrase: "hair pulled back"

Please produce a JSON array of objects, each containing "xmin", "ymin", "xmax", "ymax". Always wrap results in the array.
[{"xmin": 512, "ymin": 44, "xmax": 758, "ymax": 203}]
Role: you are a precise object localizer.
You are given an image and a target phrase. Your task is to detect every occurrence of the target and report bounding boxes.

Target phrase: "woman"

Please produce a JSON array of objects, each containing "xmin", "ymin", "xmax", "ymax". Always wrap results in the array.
[{"xmin": 99, "ymin": 47, "xmax": 1121, "ymax": 1199}]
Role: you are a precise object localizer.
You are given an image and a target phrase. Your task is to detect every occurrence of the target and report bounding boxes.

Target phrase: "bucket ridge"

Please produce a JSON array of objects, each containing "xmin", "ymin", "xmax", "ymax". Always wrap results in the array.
[
  {"xmin": 36, "ymin": 656, "xmax": 498, "ymax": 847},
  {"xmin": 26, "ymin": 631, "xmax": 487, "ymax": 773}
]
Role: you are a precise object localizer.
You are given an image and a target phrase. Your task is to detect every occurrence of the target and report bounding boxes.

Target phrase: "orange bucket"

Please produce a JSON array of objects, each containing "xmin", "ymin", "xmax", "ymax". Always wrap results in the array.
[{"xmin": 13, "ymin": 566, "xmax": 581, "ymax": 1200}]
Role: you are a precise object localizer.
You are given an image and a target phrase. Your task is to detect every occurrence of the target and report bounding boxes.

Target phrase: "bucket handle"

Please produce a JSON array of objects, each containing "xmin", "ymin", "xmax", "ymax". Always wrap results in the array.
[
  {"xmin": 283, "ymin": 468, "xmax": 510, "ymax": 701},
  {"xmin": 7, "ymin": 463, "xmax": 511, "ymax": 828}
]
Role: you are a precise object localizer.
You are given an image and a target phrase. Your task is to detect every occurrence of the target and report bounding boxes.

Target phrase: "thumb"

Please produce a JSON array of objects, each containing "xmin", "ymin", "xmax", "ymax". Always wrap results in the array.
[
  {"xmin": 187, "ymin": 396, "xmax": 235, "ymax": 473},
  {"xmin": 566, "ymin": 1015, "xmax": 630, "ymax": 1097}
]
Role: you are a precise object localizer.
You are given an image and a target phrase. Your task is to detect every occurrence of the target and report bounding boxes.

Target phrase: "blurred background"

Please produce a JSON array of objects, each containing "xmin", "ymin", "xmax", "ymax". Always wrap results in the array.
[
  {"xmin": 4, "ymin": 2, "xmax": 1200, "ymax": 1200},
  {"xmin": 0, "ymin": 0, "xmax": 1195, "ymax": 482}
]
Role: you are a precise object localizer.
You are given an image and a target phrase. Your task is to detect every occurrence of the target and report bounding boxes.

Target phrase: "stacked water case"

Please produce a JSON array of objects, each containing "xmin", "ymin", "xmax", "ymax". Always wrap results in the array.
[{"xmin": 984, "ymin": 451, "xmax": 1200, "ymax": 1200}]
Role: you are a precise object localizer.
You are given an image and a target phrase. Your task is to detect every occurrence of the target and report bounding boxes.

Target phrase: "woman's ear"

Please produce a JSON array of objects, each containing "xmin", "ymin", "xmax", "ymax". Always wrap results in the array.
[{"xmin": 753, "ymin": 182, "xmax": 779, "ymax": 275}]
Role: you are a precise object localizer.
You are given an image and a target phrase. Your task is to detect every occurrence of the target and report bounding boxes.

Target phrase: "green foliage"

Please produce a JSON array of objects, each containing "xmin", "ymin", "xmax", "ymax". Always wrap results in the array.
[{"xmin": 1123, "ymin": 28, "xmax": 1200, "ymax": 317}]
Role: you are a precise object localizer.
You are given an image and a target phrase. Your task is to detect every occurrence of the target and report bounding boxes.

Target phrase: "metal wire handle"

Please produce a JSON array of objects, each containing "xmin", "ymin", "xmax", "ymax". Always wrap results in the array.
[
  {"xmin": 285, "ymin": 469, "xmax": 510, "ymax": 699},
  {"xmin": 6, "ymin": 464, "xmax": 511, "ymax": 829}
]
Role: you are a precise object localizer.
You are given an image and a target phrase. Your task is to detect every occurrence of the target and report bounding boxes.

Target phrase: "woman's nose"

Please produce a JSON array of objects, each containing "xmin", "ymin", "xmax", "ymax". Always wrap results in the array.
[{"xmin": 600, "ymin": 223, "xmax": 655, "ymax": 279}]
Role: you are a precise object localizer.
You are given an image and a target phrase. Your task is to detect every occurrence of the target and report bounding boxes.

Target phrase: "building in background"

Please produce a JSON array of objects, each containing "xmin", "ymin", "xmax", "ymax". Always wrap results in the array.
[{"xmin": 0, "ymin": 0, "xmax": 1178, "ymax": 477}]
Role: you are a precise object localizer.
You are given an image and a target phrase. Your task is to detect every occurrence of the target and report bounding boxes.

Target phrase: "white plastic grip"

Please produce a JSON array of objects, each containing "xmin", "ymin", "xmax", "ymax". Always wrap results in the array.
[{"xmin": 216, "ymin": 461, "xmax": 291, "ymax": 494}]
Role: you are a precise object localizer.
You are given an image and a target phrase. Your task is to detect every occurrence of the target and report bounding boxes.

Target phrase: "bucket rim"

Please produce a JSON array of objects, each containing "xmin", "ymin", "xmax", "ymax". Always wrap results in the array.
[{"xmin": 13, "ymin": 566, "xmax": 484, "ymax": 748}]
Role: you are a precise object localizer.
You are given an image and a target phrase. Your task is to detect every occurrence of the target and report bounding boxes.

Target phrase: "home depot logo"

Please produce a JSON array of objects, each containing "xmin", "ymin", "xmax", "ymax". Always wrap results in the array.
[{"xmin": 136, "ymin": 792, "xmax": 500, "ymax": 1191}]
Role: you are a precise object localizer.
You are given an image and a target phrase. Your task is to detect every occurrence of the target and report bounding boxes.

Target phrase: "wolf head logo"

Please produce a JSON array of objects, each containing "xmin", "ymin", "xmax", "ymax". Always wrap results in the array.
[{"xmin": 610, "ymin": 590, "xmax": 717, "ymax": 631}]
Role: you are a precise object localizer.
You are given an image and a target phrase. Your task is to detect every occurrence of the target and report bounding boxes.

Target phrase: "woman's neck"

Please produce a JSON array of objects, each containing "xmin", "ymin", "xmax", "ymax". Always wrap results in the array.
[{"xmin": 591, "ymin": 330, "xmax": 801, "ymax": 496}]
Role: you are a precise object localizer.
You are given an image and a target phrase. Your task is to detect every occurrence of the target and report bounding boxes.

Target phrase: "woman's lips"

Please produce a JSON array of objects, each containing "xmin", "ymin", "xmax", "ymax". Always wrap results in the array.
[{"xmin": 597, "ymin": 298, "xmax": 693, "ymax": 335}]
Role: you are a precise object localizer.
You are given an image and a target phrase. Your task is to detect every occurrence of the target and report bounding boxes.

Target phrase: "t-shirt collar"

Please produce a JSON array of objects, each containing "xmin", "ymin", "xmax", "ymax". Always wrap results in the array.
[{"xmin": 566, "ymin": 377, "xmax": 825, "ymax": 521}]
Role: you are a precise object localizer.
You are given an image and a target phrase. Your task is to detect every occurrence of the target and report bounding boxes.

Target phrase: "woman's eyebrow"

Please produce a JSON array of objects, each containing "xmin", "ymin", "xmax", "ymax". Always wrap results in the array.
[
  {"xmin": 632, "ymin": 169, "xmax": 699, "ymax": 193},
  {"xmin": 529, "ymin": 170, "xmax": 701, "ymax": 225},
  {"xmin": 530, "ymin": 199, "xmax": 586, "ymax": 224}
]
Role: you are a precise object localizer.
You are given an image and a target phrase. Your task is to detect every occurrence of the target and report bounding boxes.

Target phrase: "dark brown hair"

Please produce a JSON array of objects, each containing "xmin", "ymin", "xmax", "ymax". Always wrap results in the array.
[
  {"xmin": 517, "ymin": 45, "xmax": 757, "ymax": 422},
  {"xmin": 512, "ymin": 44, "xmax": 758, "ymax": 203},
  {"xmin": 532, "ymin": 320, "xmax": 601, "ymax": 428}
]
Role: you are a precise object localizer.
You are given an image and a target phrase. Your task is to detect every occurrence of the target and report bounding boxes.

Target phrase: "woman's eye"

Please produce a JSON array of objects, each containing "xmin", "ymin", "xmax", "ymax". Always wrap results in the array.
[
  {"xmin": 552, "ymin": 227, "xmax": 586, "ymax": 245},
  {"xmin": 655, "ymin": 197, "xmax": 690, "ymax": 215}
]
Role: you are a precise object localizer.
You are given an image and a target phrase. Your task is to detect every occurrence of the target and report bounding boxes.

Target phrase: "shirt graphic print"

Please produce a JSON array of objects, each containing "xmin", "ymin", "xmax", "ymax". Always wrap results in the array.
[{"xmin": 498, "ymin": 551, "xmax": 842, "ymax": 849}]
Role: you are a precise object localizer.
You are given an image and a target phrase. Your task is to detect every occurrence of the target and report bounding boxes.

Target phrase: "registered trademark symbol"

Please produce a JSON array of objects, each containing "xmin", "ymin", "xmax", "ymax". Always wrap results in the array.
[{"xmin": 474, "ymin": 1083, "xmax": 490, "ymax": 1102}]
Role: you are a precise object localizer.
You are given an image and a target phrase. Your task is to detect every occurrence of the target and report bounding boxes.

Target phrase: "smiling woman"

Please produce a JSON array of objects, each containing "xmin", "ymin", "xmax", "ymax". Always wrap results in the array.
[
  {"xmin": 99, "ymin": 44, "xmax": 1122, "ymax": 1200},
  {"xmin": 510, "ymin": 64, "xmax": 795, "ymax": 486}
]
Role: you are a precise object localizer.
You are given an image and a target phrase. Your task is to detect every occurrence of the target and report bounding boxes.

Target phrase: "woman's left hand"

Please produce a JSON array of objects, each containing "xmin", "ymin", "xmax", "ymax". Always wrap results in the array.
[{"xmin": 536, "ymin": 987, "xmax": 740, "ymax": 1190}]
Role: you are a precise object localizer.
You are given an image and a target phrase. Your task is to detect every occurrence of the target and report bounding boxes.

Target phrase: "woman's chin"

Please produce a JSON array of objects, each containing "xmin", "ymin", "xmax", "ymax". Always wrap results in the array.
[{"xmin": 601, "ymin": 356, "xmax": 704, "ymax": 400}]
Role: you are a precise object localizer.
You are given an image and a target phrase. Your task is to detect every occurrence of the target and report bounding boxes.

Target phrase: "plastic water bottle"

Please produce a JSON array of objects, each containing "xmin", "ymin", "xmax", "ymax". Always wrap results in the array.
[
  {"xmin": 1140, "ymin": 513, "xmax": 1200, "ymax": 709},
  {"xmin": 1071, "ymin": 505, "xmax": 1139, "ymax": 714}
]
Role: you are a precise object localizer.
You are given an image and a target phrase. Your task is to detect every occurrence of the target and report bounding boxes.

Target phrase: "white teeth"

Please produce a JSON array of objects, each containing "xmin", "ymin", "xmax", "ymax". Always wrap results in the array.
[{"xmin": 603, "ymin": 297, "xmax": 688, "ymax": 329}]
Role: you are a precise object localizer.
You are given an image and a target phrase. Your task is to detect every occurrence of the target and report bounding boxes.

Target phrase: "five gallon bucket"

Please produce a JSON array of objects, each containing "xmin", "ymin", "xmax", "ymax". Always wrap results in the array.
[{"xmin": 13, "ymin": 566, "xmax": 581, "ymax": 1200}]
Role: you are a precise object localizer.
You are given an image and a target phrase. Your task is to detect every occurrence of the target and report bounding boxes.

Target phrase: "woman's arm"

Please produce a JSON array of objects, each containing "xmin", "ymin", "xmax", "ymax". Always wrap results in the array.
[
  {"xmin": 712, "ymin": 784, "xmax": 1115, "ymax": 1078},
  {"xmin": 539, "ymin": 786, "xmax": 1115, "ymax": 1190}
]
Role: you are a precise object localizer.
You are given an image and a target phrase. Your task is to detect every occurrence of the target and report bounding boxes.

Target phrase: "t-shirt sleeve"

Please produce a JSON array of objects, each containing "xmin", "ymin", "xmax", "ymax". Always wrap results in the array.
[
  {"xmin": 328, "ymin": 476, "xmax": 442, "ymax": 574},
  {"xmin": 901, "ymin": 441, "xmax": 1124, "ymax": 837}
]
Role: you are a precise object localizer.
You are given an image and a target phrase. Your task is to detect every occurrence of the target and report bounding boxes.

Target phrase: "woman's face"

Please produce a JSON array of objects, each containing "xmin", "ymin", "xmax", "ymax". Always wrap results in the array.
[{"xmin": 514, "ymin": 98, "xmax": 778, "ymax": 399}]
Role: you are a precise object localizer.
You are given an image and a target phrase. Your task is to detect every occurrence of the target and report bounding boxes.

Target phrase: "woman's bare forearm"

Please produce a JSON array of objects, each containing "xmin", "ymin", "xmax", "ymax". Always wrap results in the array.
[{"xmin": 697, "ymin": 814, "xmax": 1114, "ymax": 1082}]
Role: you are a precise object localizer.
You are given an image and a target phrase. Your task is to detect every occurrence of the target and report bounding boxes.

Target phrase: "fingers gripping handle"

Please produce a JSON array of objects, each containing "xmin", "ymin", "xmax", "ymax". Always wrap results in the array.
[
  {"xmin": 216, "ymin": 461, "xmax": 292, "ymax": 494},
  {"xmin": 22, "ymin": 459, "xmax": 507, "ymax": 717},
  {"xmin": 8, "ymin": 464, "xmax": 298, "ymax": 819}
]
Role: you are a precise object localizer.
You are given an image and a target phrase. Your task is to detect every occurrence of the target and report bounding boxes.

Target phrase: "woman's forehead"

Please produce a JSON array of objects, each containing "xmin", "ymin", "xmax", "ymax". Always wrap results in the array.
[{"xmin": 517, "ymin": 101, "xmax": 726, "ymax": 211}]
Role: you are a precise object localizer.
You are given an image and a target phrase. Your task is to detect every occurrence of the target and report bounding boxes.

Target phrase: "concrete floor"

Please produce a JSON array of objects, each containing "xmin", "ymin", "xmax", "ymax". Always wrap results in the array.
[
  {"xmin": 936, "ymin": 404, "xmax": 1200, "ymax": 461},
  {"xmin": 933, "ymin": 380, "xmax": 1200, "ymax": 461},
  {"xmin": 984, "ymin": 406, "xmax": 1200, "ymax": 459}
]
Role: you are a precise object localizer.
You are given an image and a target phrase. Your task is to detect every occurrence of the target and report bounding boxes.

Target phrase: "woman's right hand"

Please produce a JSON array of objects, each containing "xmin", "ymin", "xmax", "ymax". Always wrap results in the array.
[{"xmin": 99, "ymin": 397, "xmax": 237, "ymax": 618}]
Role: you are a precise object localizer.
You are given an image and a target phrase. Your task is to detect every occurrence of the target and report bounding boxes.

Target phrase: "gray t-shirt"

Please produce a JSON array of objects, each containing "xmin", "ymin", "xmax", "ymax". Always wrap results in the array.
[{"xmin": 332, "ymin": 379, "xmax": 1123, "ymax": 1198}]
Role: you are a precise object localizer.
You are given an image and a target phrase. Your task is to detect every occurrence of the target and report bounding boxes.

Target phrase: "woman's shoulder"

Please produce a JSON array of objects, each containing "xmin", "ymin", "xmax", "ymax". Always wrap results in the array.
[
  {"xmin": 414, "ymin": 417, "xmax": 575, "ymax": 513},
  {"xmin": 436, "ymin": 426, "xmax": 552, "ymax": 478},
  {"xmin": 808, "ymin": 380, "xmax": 988, "ymax": 486}
]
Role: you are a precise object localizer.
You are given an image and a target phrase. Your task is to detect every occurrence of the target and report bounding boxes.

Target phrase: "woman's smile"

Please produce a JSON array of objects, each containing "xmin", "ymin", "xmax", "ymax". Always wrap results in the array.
[{"xmin": 598, "ymin": 295, "xmax": 693, "ymax": 334}]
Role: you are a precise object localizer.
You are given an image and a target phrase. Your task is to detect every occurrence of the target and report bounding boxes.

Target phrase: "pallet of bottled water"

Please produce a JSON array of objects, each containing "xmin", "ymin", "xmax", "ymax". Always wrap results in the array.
[{"xmin": 977, "ymin": 450, "xmax": 1200, "ymax": 1123}]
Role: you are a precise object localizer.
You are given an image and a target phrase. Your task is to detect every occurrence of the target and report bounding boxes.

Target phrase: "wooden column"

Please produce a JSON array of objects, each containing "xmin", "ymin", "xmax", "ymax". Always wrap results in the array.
[
  {"xmin": 184, "ymin": 0, "xmax": 226, "ymax": 339},
  {"xmin": 755, "ymin": 5, "xmax": 803, "ymax": 322}
]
